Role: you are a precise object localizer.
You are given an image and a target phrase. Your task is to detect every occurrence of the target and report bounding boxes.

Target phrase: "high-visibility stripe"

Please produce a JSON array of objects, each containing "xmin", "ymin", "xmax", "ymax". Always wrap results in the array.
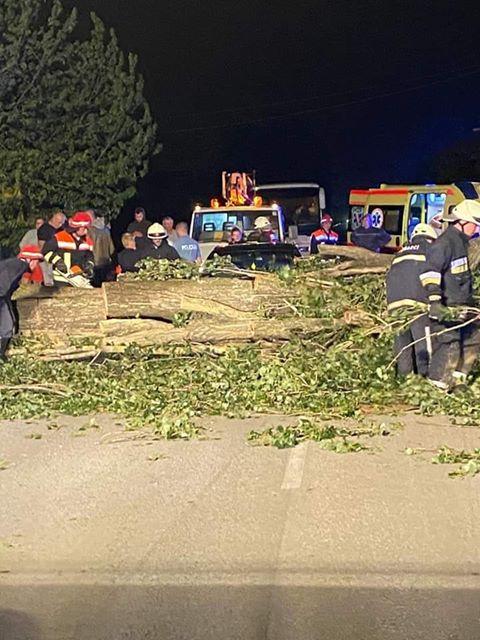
[
  {"xmin": 428, "ymin": 294, "xmax": 442, "ymax": 301},
  {"xmin": 392, "ymin": 254, "xmax": 426, "ymax": 265},
  {"xmin": 387, "ymin": 299, "xmax": 427, "ymax": 311},
  {"xmin": 420, "ymin": 271, "xmax": 441, "ymax": 286},
  {"xmin": 451, "ymin": 264, "xmax": 469, "ymax": 275},
  {"xmin": 44, "ymin": 251, "xmax": 54, "ymax": 263},
  {"xmin": 64, "ymin": 253, "xmax": 71, "ymax": 270},
  {"xmin": 78, "ymin": 243, "xmax": 93, "ymax": 251},
  {"xmin": 57, "ymin": 241, "xmax": 77, "ymax": 250}
]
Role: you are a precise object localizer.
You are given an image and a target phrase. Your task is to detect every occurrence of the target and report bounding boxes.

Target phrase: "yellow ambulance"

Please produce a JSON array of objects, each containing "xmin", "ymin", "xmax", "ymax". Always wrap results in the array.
[{"xmin": 348, "ymin": 182, "xmax": 480, "ymax": 250}]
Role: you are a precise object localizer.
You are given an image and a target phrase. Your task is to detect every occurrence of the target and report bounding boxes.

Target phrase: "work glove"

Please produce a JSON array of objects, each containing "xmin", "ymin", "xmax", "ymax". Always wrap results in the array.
[{"xmin": 428, "ymin": 301, "xmax": 450, "ymax": 322}]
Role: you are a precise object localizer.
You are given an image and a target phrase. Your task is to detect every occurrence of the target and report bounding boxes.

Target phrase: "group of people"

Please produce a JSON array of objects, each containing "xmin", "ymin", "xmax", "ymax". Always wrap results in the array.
[
  {"xmin": 118, "ymin": 208, "xmax": 201, "ymax": 272},
  {"xmin": 386, "ymin": 199, "xmax": 480, "ymax": 393}
]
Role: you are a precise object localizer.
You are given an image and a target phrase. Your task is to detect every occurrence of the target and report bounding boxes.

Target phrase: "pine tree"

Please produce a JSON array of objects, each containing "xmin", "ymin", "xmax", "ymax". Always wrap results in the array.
[{"xmin": 0, "ymin": 0, "xmax": 158, "ymax": 248}]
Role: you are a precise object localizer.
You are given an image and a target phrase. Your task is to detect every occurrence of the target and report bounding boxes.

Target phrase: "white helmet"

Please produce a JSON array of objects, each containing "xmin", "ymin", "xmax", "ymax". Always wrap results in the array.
[
  {"xmin": 443, "ymin": 200, "xmax": 480, "ymax": 225},
  {"xmin": 411, "ymin": 223, "xmax": 437, "ymax": 240},
  {"xmin": 147, "ymin": 223, "xmax": 167, "ymax": 239},
  {"xmin": 254, "ymin": 216, "xmax": 272, "ymax": 230}
]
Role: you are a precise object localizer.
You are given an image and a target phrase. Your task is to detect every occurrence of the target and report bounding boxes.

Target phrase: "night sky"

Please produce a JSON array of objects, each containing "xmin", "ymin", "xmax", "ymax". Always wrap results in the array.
[{"xmin": 65, "ymin": 0, "xmax": 480, "ymax": 223}]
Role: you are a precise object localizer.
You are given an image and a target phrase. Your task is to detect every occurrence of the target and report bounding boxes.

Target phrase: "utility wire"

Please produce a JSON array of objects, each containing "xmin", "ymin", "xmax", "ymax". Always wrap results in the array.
[
  {"xmin": 166, "ymin": 67, "xmax": 480, "ymax": 134},
  {"xmin": 168, "ymin": 63, "xmax": 480, "ymax": 121}
]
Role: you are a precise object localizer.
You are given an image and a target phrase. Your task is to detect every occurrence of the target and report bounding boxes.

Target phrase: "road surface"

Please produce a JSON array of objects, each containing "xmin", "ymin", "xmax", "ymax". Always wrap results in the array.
[{"xmin": 0, "ymin": 413, "xmax": 479, "ymax": 639}]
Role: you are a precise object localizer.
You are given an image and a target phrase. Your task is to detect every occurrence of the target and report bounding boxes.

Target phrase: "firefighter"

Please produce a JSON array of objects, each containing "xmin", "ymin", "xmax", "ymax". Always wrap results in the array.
[
  {"xmin": 310, "ymin": 214, "xmax": 339, "ymax": 253},
  {"xmin": 386, "ymin": 223, "xmax": 437, "ymax": 377},
  {"xmin": 420, "ymin": 200, "xmax": 480, "ymax": 392},
  {"xmin": 0, "ymin": 245, "xmax": 43, "ymax": 361},
  {"xmin": 140, "ymin": 223, "xmax": 180, "ymax": 261},
  {"xmin": 42, "ymin": 211, "xmax": 95, "ymax": 284},
  {"xmin": 248, "ymin": 217, "xmax": 276, "ymax": 243}
]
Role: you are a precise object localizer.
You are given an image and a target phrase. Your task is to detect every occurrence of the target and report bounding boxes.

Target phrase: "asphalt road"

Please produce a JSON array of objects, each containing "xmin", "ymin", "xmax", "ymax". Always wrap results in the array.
[{"xmin": 0, "ymin": 413, "xmax": 479, "ymax": 640}]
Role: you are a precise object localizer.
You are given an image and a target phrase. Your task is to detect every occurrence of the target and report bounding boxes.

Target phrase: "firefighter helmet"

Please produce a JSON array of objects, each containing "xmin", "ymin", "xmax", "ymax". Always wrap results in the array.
[
  {"xmin": 411, "ymin": 223, "xmax": 437, "ymax": 240},
  {"xmin": 321, "ymin": 213, "xmax": 333, "ymax": 224},
  {"xmin": 18, "ymin": 245, "xmax": 44, "ymax": 260},
  {"xmin": 254, "ymin": 216, "xmax": 272, "ymax": 230},
  {"xmin": 443, "ymin": 199, "xmax": 480, "ymax": 225},
  {"xmin": 147, "ymin": 223, "xmax": 167, "ymax": 239},
  {"xmin": 70, "ymin": 211, "xmax": 93, "ymax": 228}
]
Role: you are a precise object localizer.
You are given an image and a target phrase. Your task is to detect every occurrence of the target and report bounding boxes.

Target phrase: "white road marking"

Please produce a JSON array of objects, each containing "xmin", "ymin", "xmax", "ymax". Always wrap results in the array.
[{"xmin": 281, "ymin": 442, "xmax": 308, "ymax": 490}]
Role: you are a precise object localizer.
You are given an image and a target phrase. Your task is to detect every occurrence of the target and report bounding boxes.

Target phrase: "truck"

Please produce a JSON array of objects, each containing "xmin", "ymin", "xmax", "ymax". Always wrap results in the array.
[{"xmin": 254, "ymin": 182, "xmax": 327, "ymax": 253}]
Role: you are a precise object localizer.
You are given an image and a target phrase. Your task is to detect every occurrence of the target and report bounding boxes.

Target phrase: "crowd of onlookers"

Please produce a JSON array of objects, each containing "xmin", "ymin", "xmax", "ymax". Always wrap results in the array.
[{"xmin": 14, "ymin": 207, "xmax": 202, "ymax": 286}]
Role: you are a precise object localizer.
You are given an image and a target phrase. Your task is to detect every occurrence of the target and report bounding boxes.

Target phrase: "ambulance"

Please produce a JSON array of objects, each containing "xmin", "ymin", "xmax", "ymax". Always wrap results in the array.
[{"xmin": 348, "ymin": 182, "xmax": 480, "ymax": 249}]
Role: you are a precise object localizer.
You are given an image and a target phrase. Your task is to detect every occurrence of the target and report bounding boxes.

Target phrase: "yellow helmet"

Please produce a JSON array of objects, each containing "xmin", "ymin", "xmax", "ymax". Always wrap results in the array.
[{"xmin": 411, "ymin": 223, "xmax": 437, "ymax": 240}]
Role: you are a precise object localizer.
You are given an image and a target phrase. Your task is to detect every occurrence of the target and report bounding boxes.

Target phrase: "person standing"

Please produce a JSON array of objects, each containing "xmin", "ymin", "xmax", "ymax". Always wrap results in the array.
[
  {"xmin": 87, "ymin": 210, "xmax": 115, "ymax": 285},
  {"xmin": 117, "ymin": 233, "xmax": 141, "ymax": 273},
  {"xmin": 19, "ymin": 218, "xmax": 45, "ymax": 249},
  {"xmin": 386, "ymin": 223, "xmax": 437, "ymax": 377},
  {"xmin": 0, "ymin": 245, "xmax": 44, "ymax": 361},
  {"xmin": 172, "ymin": 222, "xmax": 201, "ymax": 263},
  {"xmin": 420, "ymin": 200, "xmax": 480, "ymax": 392},
  {"xmin": 161, "ymin": 216, "xmax": 178, "ymax": 242},
  {"xmin": 140, "ymin": 224, "xmax": 180, "ymax": 261},
  {"xmin": 352, "ymin": 213, "xmax": 391, "ymax": 252},
  {"xmin": 127, "ymin": 207, "xmax": 151, "ymax": 241},
  {"xmin": 310, "ymin": 214, "xmax": 339, "ymax": 253},
  {"xmin": 37, "ymin": 211, "xmax": 66, "ymax": 286}
]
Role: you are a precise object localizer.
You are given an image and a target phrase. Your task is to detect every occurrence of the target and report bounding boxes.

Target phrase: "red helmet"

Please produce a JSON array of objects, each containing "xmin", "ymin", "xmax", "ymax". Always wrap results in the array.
[
  {"xmin": 322, "ymin": 214, "xmax": 333, "ymax": 224},
  {"xmin": 69, "ymin": 211, "xmax": 92, "ymax": 228},
  {"xmin": 18, "ymin": 245, "xmax": 44, "ymax": 260}
]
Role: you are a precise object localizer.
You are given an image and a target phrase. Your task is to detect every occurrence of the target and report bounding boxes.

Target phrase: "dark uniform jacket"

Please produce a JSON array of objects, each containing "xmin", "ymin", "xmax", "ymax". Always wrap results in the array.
[
  {"xmin": 43, "ymin": 229, "xmax": 94, "ymax": 275},
  {"xmin": 420, "ymin": 225, "xmax": 473, "ymax": 307},
  {"xmin": 0, "ymin": 258, "xmax": 28, "ymax": 338},
  {"xmin": 118, "ymin": 248, "xmax": 141, "ymax": 273},
  {"xmin": 352, "ymin": 226, "xmax": 391, "ymax": 252},
  {"xmin": 386, "ymin": 237, "xmax": 430, "ymax": 312},
  {"xmin": 139, "ymin": 240, "xmax": 180, "ymax": 261}
]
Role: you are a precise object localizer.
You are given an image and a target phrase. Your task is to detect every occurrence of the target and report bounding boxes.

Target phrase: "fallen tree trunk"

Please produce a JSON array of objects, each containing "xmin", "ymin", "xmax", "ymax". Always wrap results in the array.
[{"xmin": 313, "ymin": 245, "xmax": 394, "ymax": 277}]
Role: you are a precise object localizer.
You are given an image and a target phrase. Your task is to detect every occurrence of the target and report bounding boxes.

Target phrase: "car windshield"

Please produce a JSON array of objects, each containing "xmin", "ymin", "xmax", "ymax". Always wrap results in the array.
[{"xmin": 192, "ymin": 209, "xmax": 280, "ymax": 243}]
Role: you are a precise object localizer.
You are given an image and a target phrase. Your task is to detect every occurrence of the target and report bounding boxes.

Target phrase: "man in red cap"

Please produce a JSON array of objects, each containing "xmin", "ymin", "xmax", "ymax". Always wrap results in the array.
[
  {"xmin": 42, "ymin": 211, "xmax": 95, "ymax": 285},
  {"xmin": 0, "ymin": 245, "xmax": 43, "ymax": 361},
  {"xmin": 310, "ymin": 214, "xmax": 339, "ymax": 253}
]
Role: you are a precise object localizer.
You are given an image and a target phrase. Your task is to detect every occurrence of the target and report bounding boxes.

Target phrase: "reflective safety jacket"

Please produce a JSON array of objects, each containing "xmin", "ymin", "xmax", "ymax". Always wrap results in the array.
[
  {"xmin": 419, "ymin": 225, "xmax": 474, "ymax": 307},
  {"xmin": 310, "ymin": 228, "xmax": 339, "ymax": 253},
  {"xmin": 386, "ymin": 237, "xmax": 430, "ymax": 312},
  {"xmin": 43, "ymin": 229, "xmax": 94, "ymax": 275}
]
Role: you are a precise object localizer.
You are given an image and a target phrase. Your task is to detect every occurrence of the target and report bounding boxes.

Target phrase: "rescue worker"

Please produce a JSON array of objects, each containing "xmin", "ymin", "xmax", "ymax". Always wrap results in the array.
[
  {"xmin": 140, "ymin": 223, "xmax": 180, "ymax": 261},
  {"xmin": 248, "ymin": 217, "xmax": 276, "ymax": 243},
  {"xmin": 420, "ymin": 200, "xmax": 480, "ymax": 392},
  {"xmin": 310, "ymin": 214, "xmax": 339, "ymax": 253},
  {"xmin": 386, "ymin": 223, "xmax": 437, "ymax": 377},
  {"xmin": 0, "ymin": 245, "xmax": 43, "ymax": 361},
  {"xmin": 352, "ymin": 213, "xmax": 391, "ymax": 252},
  {"xmin": 42, "ymin": 211, "xmax": 95, "ymax": 284}
]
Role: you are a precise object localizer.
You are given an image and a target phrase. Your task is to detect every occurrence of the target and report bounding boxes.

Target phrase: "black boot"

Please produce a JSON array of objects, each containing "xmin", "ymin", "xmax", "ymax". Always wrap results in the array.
[{"xmin": 0, "ymin": 338, "xmax": 10, "ymax": 362}]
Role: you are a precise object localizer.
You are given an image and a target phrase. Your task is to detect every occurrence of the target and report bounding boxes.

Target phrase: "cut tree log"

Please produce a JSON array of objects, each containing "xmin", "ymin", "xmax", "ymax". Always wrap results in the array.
[{"xmin": 313, "ymin": 245, "xmax": 394, "ymax": 276}]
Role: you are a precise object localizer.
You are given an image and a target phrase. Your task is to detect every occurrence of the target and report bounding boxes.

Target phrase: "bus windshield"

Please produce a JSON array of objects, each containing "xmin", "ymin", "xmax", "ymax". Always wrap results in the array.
[{"xmin": 254, "ymin": 186, "xmax": 320, "ymax": 235}]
